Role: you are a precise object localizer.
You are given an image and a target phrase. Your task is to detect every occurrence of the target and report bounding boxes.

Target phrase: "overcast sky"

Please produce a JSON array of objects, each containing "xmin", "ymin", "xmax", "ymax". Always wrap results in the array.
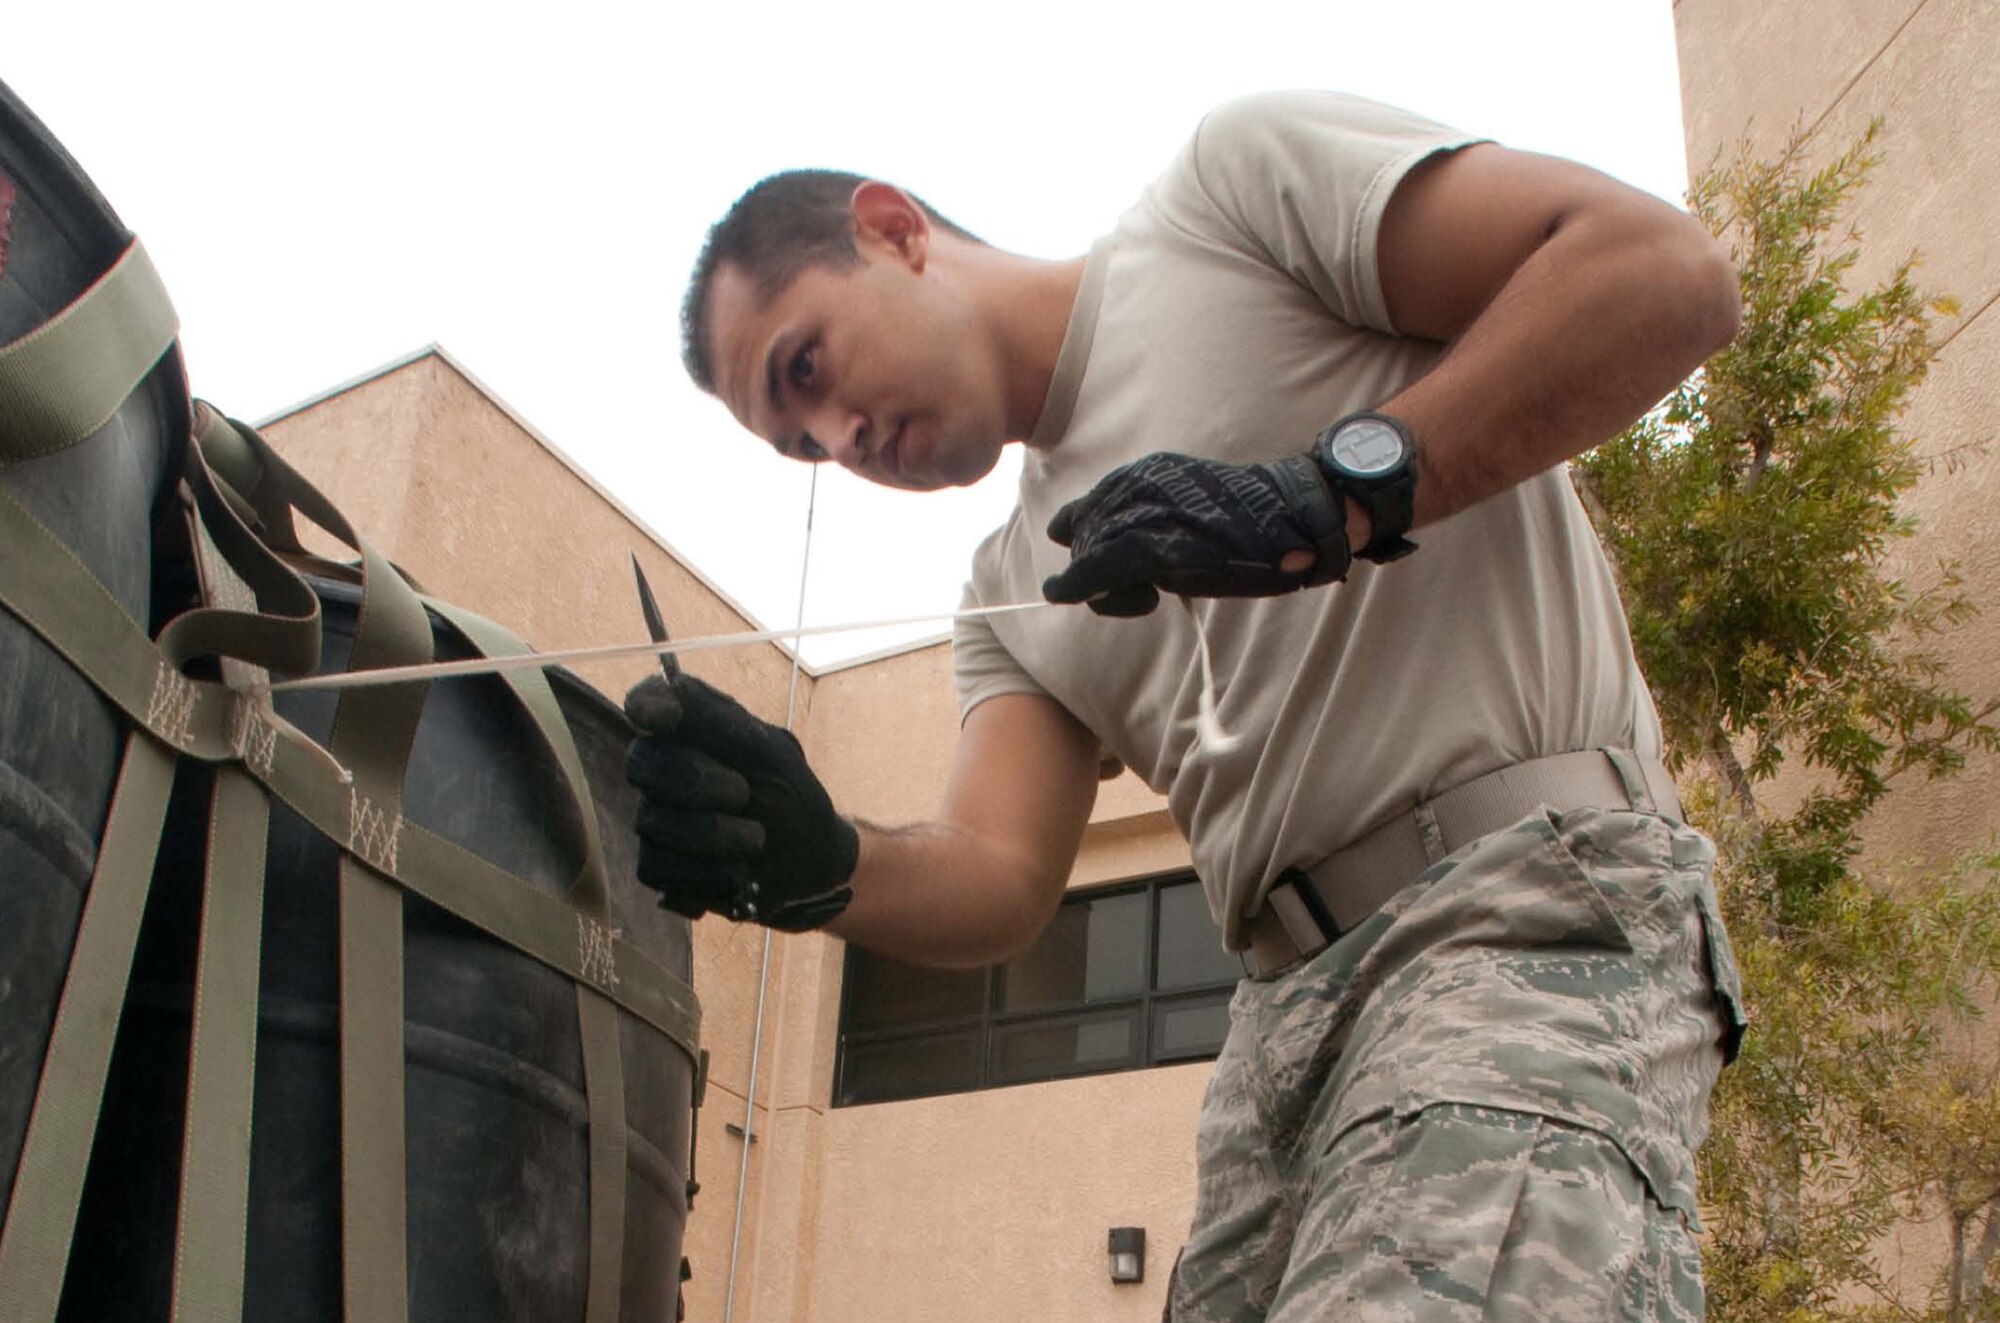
[{"xmin": 8, "ymin": 1, "xmax": 1691, "ymax": 666}]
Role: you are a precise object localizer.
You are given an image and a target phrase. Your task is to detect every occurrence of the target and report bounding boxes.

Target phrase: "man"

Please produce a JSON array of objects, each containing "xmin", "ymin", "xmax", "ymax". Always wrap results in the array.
[{"xmin": 628, "ymin": 91, "xmax": 1746, "ymax": 1319}]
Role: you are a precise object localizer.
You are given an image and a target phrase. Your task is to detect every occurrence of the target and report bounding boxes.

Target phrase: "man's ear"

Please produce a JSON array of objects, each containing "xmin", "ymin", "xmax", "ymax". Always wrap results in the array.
[{"xmin": 850, "ymin": 181, "xmax": 930, "ymax": 271}]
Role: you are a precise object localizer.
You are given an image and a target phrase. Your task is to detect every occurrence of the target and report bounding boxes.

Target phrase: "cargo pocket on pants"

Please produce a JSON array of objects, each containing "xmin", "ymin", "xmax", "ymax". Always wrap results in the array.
[
  {"xmin": 1676, "ymin": 832, "xmax": 1747, "ymax": 1064},
  {"xmin": 1273, "ymin": 1103, "xmax": 1687, "ymax": 1322}
]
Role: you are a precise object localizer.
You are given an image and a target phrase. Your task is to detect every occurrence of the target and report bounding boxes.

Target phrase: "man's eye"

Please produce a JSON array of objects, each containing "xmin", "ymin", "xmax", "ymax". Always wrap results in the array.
[
  {"xmin": 787, "ymin": 345, "xmax": 817, "ymax": 391},
  {"xmin": 796, "ymin": 435, "xmax": 829, "ymax": 462}
]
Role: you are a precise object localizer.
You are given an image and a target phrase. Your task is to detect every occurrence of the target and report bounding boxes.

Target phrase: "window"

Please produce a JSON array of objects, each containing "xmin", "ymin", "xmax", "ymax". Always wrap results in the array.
[{"xmin": 834, "ymin": 871, "xmax": 1241, "ymax": 1107}]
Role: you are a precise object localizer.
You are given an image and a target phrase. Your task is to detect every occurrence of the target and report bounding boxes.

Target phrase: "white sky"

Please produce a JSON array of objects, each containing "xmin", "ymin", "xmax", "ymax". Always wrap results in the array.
[{"xmin": 7, "ymin": 1, "xmax": 1690, "ymax": 667}]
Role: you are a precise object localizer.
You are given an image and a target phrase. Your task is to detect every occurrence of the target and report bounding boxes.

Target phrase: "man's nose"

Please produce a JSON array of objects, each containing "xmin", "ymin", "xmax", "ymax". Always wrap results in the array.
[{"xmin": 806, "ymin": 404, "xmax": 869, "ymax": 467}]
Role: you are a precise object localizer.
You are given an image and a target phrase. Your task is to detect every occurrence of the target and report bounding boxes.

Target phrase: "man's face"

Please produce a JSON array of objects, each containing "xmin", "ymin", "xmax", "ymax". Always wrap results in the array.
[{"xmin": 705, "ymin": 234, "xmax": 1012, "ymax": 492}]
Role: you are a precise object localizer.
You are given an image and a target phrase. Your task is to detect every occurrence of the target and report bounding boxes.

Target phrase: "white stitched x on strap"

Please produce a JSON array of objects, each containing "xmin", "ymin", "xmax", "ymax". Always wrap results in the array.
[{"xmin": 346, "ymin": 788, "xmax": 402, "ymax": 873}]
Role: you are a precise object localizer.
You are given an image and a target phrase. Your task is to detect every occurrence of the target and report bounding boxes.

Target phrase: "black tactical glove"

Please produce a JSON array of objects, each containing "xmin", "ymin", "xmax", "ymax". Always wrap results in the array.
[
  {"xmin": 623, "ymin": 673, "xmax": 858, "ymax": 931},
  {"xmin": 1041, "ymin": 450, "xmax": 1350, "ymax": 617}
]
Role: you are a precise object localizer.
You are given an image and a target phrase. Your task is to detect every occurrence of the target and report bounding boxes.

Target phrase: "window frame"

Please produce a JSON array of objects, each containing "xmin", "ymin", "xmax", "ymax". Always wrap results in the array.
[{"xmin": 832, "ymin": 870, "xmax": 1239, "ymax": 1107}]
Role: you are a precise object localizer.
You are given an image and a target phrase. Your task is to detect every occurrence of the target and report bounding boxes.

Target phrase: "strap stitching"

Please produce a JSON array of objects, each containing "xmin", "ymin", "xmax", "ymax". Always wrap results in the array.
[
  {"xmin": 346, "ymin": 790, "xmax": 403, "ymax": 874},
  {"xmin": 577, "ymin": 918, "xmax": 623, "ymax": 993},
  {"xmin": 145, "ymin": 662, "xmax": 196, "ymax": 745},
  {"xmin": 229, "ymin": 698, "xmax": 279, "ymax": 779}
]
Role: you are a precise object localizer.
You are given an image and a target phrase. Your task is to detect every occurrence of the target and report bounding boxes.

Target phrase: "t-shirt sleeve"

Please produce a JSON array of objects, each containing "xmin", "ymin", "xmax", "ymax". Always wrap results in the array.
[
  {"xmin": 1173, "ymin": 90, "xmax": 1487, "ymax": 336},
  {"xmin": 951, "ymin": 577, "xmax": 1050, "ymax": 724},
  {"xmin": 952, "ymin": 578, "xmax": 1126, "ymax": 780}
]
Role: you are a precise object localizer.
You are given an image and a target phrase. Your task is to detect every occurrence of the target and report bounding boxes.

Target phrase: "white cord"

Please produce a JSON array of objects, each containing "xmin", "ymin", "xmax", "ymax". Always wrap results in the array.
[
  {"xmin": 259, "ymin": 599, "xmax": 1052, "ymax": 695},
  {"xmin": 1180, "ymin": 594, "xmax": 1240, "ymax": 756},
  {"xmin": 256, "ymin": 580, "xmax": 1238, "ymax": 757}
]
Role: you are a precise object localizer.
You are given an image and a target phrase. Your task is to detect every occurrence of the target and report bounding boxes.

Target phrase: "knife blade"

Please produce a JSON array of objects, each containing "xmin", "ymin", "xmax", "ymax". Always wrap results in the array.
[{"xmin": 629, "ymin": 552, "xmax": 681, "ymax": 680}]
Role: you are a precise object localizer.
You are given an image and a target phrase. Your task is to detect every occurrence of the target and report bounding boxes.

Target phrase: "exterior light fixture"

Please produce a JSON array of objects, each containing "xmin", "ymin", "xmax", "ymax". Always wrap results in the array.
[{"xmin": 1108, "ymin": 1226, "xmax": 1146, "ymax": 1285}]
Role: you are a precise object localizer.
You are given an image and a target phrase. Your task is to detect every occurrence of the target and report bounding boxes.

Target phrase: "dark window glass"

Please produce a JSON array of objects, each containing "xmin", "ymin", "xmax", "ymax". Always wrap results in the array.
[
  {"xmin": 839, "ymin": 1030, "xmax": 981, "ymax": 1105},
  {"xmin": 1155, "ymin": 880, "xmax": 1242, "ymax": 991},
  {"xmin": 843, "ymin": 950, "xmax": 985, "ymax": 1033},
  {"xmin": 835, "ymin": 870, "xmax": 1239, "ymax": 1106},
  {"xmin": 997, "ymin": 889, "xmax": 1145, "ymax": 1011},
  {"xmin": 1151, "ymin": 990, "xmax": 1233, "ymax": 1062},
  {"xmin": 991, "ymin": 1007, "xmax": 1140, "ymax": 1084}
]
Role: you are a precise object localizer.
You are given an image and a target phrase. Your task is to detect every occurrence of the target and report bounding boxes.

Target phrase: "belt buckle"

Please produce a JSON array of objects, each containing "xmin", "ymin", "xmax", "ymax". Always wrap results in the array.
[{"xmin": 1265, "ymin": 868, "xmax": 1337, "ymax": 963}]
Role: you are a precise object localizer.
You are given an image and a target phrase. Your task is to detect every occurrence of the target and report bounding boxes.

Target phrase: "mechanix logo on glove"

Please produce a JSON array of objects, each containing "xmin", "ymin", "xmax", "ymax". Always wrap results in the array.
[{"xmin": 1041, "ymin": 450, "xmax": 1352, "ymax": 616}]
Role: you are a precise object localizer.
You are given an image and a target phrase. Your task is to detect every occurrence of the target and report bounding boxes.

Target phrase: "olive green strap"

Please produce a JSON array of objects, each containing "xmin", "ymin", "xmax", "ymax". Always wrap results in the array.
[
  {"xmin": 0, "ymin": 240, "xmax": 178, "ymax": 463},
  {"xmin": 189, "ymin": 418, "xmax": 436, "ymax": 1321},
  {"xmin": 168, "ymin": 767, "xmax": 270, "ymax": 1323},
  {"xmin": 162, "ymin": 446, "xmax": 323, "ymax": 680},
  {"xmin": 193, "ymin": 409, "xmax": 432, "ymax": 592},
  {"xmin": 577, "ymin": 989, "xmax": 628, "ymax": 1323},
  {"xmin": 0, "ymin": 486, "xmax": 232, "ymax": 751},
  {"xmin": 426, "ymin": 602, "xmax": 612, "ymax": 915},
  {"xmin": 329, "ymin": 541, "xmax": 435, "ymax": 1323},
  {"xmin": 164, "ymin": 490, "xmax": 277, "ymax": 1323},
  {"xmin": 0, "ymin": 734, "xmax": 176, "ymax": 1323},
  {"xmin": 336, "ymin": 852, "xmax": 410, "ymax": 1323},
  {"xmin": 429, "ymin": 604, "xmax": 628, "ymax": 1320},
  {"xmin": 192, "ymin": 414, "xmax": 433, "ymax": 1321},
  {"xmin": 0, "ymin": 484, "xmax": 701, "ymax": 1057}
]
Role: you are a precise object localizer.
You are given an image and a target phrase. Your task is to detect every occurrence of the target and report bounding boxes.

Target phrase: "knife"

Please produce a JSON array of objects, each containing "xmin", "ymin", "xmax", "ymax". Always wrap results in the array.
[{"xmin": 629, "ymin": 552, "xmax": 681, "ymax": 680}]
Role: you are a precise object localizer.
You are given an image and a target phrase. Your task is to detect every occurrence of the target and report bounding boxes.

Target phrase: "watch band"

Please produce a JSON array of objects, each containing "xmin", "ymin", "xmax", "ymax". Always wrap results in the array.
[{"xmin": 1314, "ymin": 412, "xmax": 1419, "ymax": 564}]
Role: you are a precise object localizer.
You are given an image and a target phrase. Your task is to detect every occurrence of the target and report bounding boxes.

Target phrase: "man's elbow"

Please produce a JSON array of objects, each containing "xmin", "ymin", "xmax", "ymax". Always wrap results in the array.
[
  {"xmin": 922, "ymin": 897, "xmax": 1057, "ymax": 970},
  {"xmin": 985, "ymin": 862, "xmax": 1071, "ymax": 963},
  {"xmin": 921, "ymin": 841, "xmax": 1071, "ymax": 969},
  {"xmin": 1569, "ymin": 195, "xmax": 1742, "ymax": 367},
  {"xmin": 1667, "ymin": 217, "xmax": 1742, "ymax": 360}
]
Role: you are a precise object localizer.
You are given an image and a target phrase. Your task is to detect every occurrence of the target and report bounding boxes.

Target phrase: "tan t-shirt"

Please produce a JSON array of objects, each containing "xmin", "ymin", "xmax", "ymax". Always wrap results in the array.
[{"xmin": 954, "ymin": 91, "xmax": 1664, "ymax": 950}]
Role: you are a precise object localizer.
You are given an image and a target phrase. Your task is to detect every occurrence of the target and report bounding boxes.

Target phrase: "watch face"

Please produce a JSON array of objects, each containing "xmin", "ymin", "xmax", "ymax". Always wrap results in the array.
[{"xmin": 1329, "ymin": 418, "xmax": 1407, "ymax": 476}]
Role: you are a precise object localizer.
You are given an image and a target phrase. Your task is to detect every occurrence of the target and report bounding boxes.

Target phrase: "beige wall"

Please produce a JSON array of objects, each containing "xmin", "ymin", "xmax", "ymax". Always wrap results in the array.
[
  {"xmin": 1675, "ymin": 0, "xmax": 2000, "ymax": 867},
  {"xmin": 809, "ymin": 1066, "xmax": 1209, "ymax": 1322},
  {"xmin": 803, "ymin": 637, "xmax": 1174, "ymax": 832},
  {"xmin": 258, "ymin": 351, "xmax": 800, "ymax": 719},
  {"xmin": 1675, "ymin": 0, "xmax": 2000, "ymax": 1302},
  {"xmin": 757, "ymin": 617, "xmax": 1199, "ymax": 1322}
]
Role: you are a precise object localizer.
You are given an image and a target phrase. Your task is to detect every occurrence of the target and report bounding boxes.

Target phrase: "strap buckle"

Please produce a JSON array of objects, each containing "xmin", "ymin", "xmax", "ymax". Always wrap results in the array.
[{"xmin": 1265, "ymin": 868, "xmax": 1340, "ymax": 961}]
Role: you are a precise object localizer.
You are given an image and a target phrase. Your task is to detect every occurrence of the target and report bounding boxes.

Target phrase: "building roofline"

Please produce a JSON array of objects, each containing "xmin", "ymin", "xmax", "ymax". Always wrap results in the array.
[
  {"xmin": 254, "ymin": 345, "xmax": 964, "ymax": 678},
  {"xmin": 254, "ymin": 345, "xmax": 805, "ymax": 671},
  {"xmin": 808, "ymin": 630, "xmax": 953, "ymax": 675},
  {"xmin": 254, "ymin": 345, "xmax": 444, "ymax": 427}
]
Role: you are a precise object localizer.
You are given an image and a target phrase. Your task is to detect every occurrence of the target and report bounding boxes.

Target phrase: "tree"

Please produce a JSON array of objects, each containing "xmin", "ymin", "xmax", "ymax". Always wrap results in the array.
[{"xmin": 1573, "ymin": 123, "xmax": 2000, "ymax": 1321}]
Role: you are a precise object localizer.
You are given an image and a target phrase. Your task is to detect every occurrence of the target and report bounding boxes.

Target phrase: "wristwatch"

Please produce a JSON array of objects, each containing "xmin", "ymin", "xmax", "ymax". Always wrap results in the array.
[{"xmin": 1312, "ymin": 411, "xmax": 1420, "ymax": 564}]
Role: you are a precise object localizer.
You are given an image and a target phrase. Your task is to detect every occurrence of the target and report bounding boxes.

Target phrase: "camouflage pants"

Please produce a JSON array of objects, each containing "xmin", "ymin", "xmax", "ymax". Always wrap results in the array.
[{"xmin": 1168, "ymin": 808, "xmax": 1745, "ymax": 1322}]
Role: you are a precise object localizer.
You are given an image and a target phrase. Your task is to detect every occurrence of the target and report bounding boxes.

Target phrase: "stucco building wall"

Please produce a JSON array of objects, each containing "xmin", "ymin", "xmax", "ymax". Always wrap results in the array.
[
  {"xmin": 735, "ymin": 636, "xmax": 1194, "ymax": 1321},
  {"xmin": 1675, "ymin": 0, "xmax": 2000, "ymax": 1302},
  {"xmin": 1675, "ymin": 0, "xmax": 2000, "ymax": 866}
]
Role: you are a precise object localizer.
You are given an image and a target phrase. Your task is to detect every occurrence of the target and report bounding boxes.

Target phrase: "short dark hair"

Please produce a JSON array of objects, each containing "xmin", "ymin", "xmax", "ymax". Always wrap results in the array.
[{"xmin": 679, "ymin": 169, "xmax": 979, "ymax": 394}]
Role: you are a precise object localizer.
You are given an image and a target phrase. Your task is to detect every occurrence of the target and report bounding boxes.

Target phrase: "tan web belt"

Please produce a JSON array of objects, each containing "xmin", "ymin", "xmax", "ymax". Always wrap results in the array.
[{"xmin": 1243, "ymin": 747, "xmax": 1683, "ymax": 978}]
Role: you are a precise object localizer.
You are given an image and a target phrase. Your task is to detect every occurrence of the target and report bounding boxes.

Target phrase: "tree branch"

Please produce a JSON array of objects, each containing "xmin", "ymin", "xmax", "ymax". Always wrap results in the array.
[
  {"xmin": 1960, "ymin": 1196, "xmax": 2000, "ymax": 1323},
  {"xmin": 1706, "ymin": 726, "xmax": 1764, "ymax": 826}
]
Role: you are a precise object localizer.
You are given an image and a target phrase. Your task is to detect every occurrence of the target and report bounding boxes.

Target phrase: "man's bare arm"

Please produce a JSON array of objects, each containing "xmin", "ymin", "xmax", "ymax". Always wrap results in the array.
[
  {"xmin": 1374, "ymin": 143, "xmax": 1740, "ymax": 530},
  {"xmin": 826, "ymin": 692, "xmax": 1102, "ymax": 968},
  {"xmin": 1042, "ymin": 143, "xmax": 1741, "ymax": 608}
]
